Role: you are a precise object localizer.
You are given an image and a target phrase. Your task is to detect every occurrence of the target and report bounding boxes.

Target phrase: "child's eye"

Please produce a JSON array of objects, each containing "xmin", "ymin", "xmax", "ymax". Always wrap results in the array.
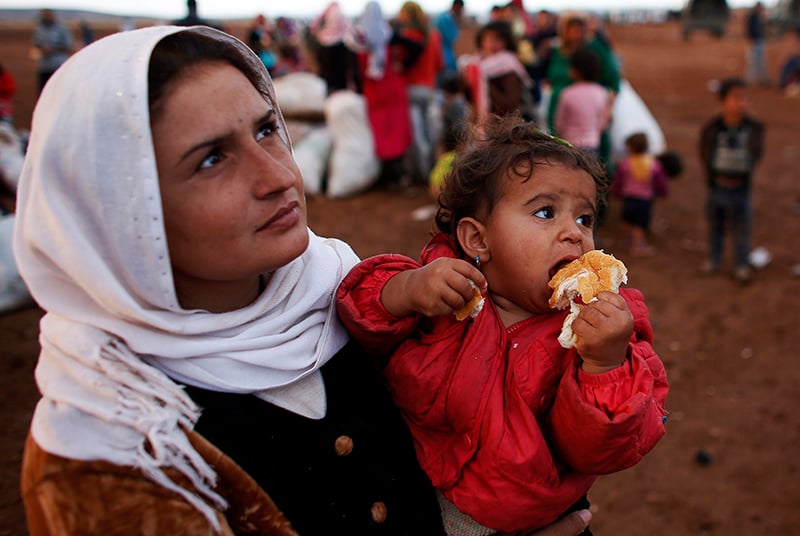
[
  {"xmin": 577, "ymin": 214, "xmax": 594, "ymax": 227},
  {"xmin": 533, "ymin": 207, "xmax": 554, "ymax": 219}
]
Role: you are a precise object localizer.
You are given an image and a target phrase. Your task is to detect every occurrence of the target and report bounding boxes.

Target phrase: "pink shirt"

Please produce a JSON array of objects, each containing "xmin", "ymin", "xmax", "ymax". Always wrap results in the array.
[{"xmin": 554, "ymin": 81, "xmax": 610, "ymax": 149}]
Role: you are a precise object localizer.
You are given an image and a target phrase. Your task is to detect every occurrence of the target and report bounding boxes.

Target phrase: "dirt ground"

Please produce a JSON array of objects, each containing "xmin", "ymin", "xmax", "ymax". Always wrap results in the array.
[{"xmin": 2, "ymin": 13, "xmax": 800, "ymax": 536}]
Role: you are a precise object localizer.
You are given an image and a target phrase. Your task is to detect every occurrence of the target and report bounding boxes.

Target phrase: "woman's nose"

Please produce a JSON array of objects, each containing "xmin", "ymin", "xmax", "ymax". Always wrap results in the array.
[{"xmin": 247, "ymin": 143, "xmax": 297, "ymax": 197}]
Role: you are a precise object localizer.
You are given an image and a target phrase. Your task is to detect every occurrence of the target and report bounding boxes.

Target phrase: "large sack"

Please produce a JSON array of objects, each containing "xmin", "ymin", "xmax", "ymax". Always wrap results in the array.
[
  {"xmin": 324, "ymin": 91, "xmax": 380, "ymax": 198},
  {"xmin": 272, "ymin": 72, "xmax": 327, "ymax": 121},
  {"xmin": 0, "ymin": 214, "xmax": 33, "ymax": 313},
  {"xmin": 610, "ymin": 80, "xmax": 666, "ymax": 160},
  {"xmin": 293, "ymin": 126, "xmax": 334, "ymax": 197}
]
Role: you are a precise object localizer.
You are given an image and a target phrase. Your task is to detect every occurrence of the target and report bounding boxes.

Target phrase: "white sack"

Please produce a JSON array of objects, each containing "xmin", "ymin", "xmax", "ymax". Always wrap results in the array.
[
  {"xmin": 324, "ymin": 91, "xmax": 380, "ymax": 198},
  {"xmin": 293, "ymin": 126, "xmax": 334, "ymax": 197}
]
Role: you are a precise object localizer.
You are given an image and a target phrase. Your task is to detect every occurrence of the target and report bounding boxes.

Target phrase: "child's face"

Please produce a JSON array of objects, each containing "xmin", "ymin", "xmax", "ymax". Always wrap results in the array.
[
  {"xmin": 480, "ymin": 162, "xmax": 597, "ymax": 319},
  {"xmin": 480, "ymin": 30, "xmax": 504, "ymax": 55},
  {"xmin": 152, "ymin": 61, "xmax": 308, "ymax": 306},
  {"xmin": 721, "ymin": 87, "xmax": 748, "ymax": 121}
]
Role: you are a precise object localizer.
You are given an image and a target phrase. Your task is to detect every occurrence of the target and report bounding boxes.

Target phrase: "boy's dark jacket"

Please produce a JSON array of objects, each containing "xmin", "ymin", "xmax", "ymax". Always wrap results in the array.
[{"xmin": 699, "ymin": 114, "xmax": 765, "ymax": 188}]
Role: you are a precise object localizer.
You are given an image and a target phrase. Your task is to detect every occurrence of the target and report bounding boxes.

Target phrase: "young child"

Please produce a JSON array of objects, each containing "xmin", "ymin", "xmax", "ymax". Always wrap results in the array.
[
  {"xmin": 612, "ymin": 132, "xmax": 669, "ymax": 256},
  {"xmin": 337, "ymin": 116, "xmax": 669, "ymax": 535},
  {"xmin": 554, "ymin": 45, "xmax": 612, "ymax": 152},
  {"xmin": 699, "ymin": 77, "xmax": 765, "ymax": 282}
]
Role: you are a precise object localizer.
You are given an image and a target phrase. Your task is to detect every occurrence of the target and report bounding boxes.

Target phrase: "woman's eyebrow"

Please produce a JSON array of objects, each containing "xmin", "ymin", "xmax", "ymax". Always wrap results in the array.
[{"xmin": 178, "ymin": 109, "xmax": 277, "ymax": 164}]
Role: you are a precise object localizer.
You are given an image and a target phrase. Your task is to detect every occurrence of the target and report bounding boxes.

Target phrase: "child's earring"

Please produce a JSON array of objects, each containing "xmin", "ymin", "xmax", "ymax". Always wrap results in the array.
[{"xmin": 474, "ymin": 255, "xmax": 481, "ymax": 268}]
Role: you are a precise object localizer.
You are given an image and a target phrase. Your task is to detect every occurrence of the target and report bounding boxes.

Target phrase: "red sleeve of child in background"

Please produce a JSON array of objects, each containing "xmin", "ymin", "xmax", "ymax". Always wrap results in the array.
[{"xmin": 547, "ymin": 288, "xmax": 669, "ymax": 475}]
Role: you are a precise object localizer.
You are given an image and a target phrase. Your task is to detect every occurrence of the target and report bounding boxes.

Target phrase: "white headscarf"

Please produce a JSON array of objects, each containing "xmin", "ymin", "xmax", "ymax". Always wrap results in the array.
[
  {"xmin": 13, "ymin": 25, "xmax": 358, "ymax": 528},
  {"xmin": 344, "ymin": 1, "xmax": 392, "ymax": 79}
]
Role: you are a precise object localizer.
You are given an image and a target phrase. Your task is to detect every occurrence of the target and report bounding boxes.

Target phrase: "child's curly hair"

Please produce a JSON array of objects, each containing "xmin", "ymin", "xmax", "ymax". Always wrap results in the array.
[{"xmin": 435, "ymin": 115, "xmax": 609, "ymax": 254}]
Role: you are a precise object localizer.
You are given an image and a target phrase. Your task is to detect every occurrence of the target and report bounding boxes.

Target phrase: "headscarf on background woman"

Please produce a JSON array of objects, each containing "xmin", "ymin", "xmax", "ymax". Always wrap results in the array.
[
  {"xmin": 309, "ymin": 2, "xmax": 356, "ymax": 93},
  {"xmin": 342, "ymin": 0, "xmax": 413, "ymax": 171}
]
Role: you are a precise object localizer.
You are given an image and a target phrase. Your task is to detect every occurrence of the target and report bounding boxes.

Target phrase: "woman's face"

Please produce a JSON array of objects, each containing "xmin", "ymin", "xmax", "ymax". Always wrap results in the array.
[{"xmin": 152, "ymin": 61, "xmax": 308, "ymax": 310}]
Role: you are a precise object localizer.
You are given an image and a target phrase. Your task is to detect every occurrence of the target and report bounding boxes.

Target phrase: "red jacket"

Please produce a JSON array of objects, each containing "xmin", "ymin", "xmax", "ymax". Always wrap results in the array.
[{"xmin": 337, "ymin": 234, "xmax": 669, "ymax": 532}]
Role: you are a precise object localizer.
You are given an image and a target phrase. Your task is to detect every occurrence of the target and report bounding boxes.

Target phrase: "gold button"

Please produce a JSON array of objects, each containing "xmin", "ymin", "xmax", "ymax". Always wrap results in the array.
[
  {"xmin": 371, "ymin": 501, "xmax": 387, "ymax": 523},
  {"xmin": 334, "ymin": 435, "xmax": 353, "ymax": 456}
]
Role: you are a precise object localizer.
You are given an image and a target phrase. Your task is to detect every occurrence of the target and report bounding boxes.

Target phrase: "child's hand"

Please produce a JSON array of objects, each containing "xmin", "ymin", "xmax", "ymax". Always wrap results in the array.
[
  {"xmin": 381, "ymin": 258, "xmax": 487, "ymax": 318},
  {"xmin": 572, "ymin": 291, "xmax": 634, "ymax": 374}
]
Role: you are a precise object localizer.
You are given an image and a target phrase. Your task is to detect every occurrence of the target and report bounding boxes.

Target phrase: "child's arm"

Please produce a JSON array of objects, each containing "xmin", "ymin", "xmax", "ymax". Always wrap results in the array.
[
  {"xmin": 336, "ymin": 255, "xmax": 486, "ymax": 355},
  {"xmin": 548, "ymin": 289, "xmax": 669, "ymax": 474},
  {"xmin": 381, "ymin": 257, "xmax": 486, "ymax": 318},
  {"xmin": 653, "ymin": 160, "xmax": 669, "ymax": 197}
]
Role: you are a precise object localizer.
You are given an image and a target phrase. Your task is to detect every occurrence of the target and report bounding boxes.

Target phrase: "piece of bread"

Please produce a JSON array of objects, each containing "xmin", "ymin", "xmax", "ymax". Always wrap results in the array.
[
  {"xmin": 548, "ymin": 250, "xmax": 627, "ymax": 348},
  {"xmin": 454, "ymin": 285, "xmax": 484, "ymax": 321}
]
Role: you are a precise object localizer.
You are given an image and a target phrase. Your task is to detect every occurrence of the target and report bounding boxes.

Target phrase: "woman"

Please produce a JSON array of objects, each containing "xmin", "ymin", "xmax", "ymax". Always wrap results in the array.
[
  {"xmin": 15, "ymin": 25, "xmax": 592, "ymax": 536},
  {"xmin": 393, "ymin": 1, "xmax": 444, "ymax": 182},
  {"xmin": 344, "ymin": 1, "xmax": 413, "ymax": 188}
]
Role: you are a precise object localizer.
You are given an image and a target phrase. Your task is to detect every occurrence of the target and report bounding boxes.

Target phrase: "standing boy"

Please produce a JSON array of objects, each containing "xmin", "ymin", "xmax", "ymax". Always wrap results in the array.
[{"xmin": 699, "ymin": 78, "xmax": 765, "ymax": 283}]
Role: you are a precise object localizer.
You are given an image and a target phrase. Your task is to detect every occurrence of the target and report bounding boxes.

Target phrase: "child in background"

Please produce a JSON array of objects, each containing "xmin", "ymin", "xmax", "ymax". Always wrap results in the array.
[
  {"xmin": 699, "ymin": 77, "xmax": 765, "ymax": 283},
  {"xmin": 612, "ymin": 132, "xmax": 669, "ymax": 257},
  {"xmin": 554, "ymin": 45, "xmax": 611, "ymax": 152},
  {"xmin": 337, "ymin": 116, "xmax": 669, "ymax": 536},
  {"xmin": 429, "ymin": 74, "xmax": 471, "ymax": 199}
]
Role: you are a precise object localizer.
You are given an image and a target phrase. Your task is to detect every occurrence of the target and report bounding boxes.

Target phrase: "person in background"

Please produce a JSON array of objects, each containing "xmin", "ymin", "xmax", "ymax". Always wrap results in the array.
[
  {"xmin": 435, "ymin": 0, "xmax": 465, "ymax": 88},
  {"xmin": 745, "ymin": 2, "xmax": 770, "ymax": 87},
  {"xmin": 429, "ymin": 74, "xmax": 471, "ymax": 200},
  {"xmin": 79, "ymin": 20, "xmax": 95, "ymax": 46},
  {"xmin": 525, "ymin": 9, "xmax": 558, "ymax": 106},
  {"xmin": 545, "ymin": 12, "xmax": 619, "ymax": 168},
  {"xmin": 0, "ymin": 63, "xmax": 16, "ymax": 124},
  {"xmin": 337, "ymin": 115, "xmax": 669, "ymax": 536},
  {"xmin": 778, "ymin": 29, "xmax": 800, "ymax": 95},
  {"xmin": 554, "ymin": 45, "xmax": 611, "ymax": 152},
  {"xmin": 612, "ymin": 132, "xmax": 669, "ymax": 257},
  {"xmin": 344, "ymin": 1, "xmax": 413, "ymax": 190},
  {"xmin": 699, "ymin": 77, "xmax": 765, "ymax": 283},
  {"xmin": 246, "ymin": 14, "xmax": 277, "ymax": 71},
  {"xmin": 309, "ymin": 2, "xmax": 356, "ymax": 94},
  {"xmin": 269, "ymin": 43, "xmax": 307, "ymax": 78},
  {"xmin": 393, "ymin": 1, "xmax": 445, "ymax": 183},
  {"xmin": 504, "ymin": 0, "xmax": 535, "ymax": 40},
  {"xmin": 32, "ymin": 8, "xmax": 73, "ymax": 93},
  {"xmin": 471, "ymin": 20, "xmax": 535, "ymax": 120}
]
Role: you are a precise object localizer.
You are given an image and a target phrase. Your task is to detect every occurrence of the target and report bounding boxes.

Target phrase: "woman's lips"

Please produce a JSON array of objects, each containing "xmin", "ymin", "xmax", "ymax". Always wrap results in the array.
[{"xmin": 257, "ymin": 202, "xmax": 300, "ymax": 232}]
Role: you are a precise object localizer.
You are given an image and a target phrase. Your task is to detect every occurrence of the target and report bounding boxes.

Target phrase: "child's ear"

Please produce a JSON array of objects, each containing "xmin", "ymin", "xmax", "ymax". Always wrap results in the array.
[{"xmin": 457, "ymin": 217, "xmax": 489, "ymax": 263}]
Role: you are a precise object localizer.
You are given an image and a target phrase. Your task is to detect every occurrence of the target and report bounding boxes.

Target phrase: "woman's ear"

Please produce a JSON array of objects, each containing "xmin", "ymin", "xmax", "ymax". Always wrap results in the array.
[{"xmin": 457, "ymin": 217, "xmax": 489, "ymax": 263}]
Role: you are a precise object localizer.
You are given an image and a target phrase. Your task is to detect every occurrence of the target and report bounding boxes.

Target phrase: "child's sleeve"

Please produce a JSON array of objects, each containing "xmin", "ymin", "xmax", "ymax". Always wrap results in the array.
[
  {"xmin": 336, "ymin": 254, "xmax": 423, "ymax": 356},
  {"xmin": 653, "ymin": 160, "xmax": 669, "ymax": 197},
  {"xmin": 547, "ymin": 288, "xmax": 669, "ymax": 475}
]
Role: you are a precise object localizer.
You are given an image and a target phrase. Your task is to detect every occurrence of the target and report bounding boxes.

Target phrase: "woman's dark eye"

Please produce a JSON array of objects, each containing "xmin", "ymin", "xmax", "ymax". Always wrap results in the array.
[
  {"xmin": 198, "ymin": 151, "xmax": 222, "ymax": 170},
  {"xmin": 256, "ymin": 120, "xmax": 278, "ymax": 141}
]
